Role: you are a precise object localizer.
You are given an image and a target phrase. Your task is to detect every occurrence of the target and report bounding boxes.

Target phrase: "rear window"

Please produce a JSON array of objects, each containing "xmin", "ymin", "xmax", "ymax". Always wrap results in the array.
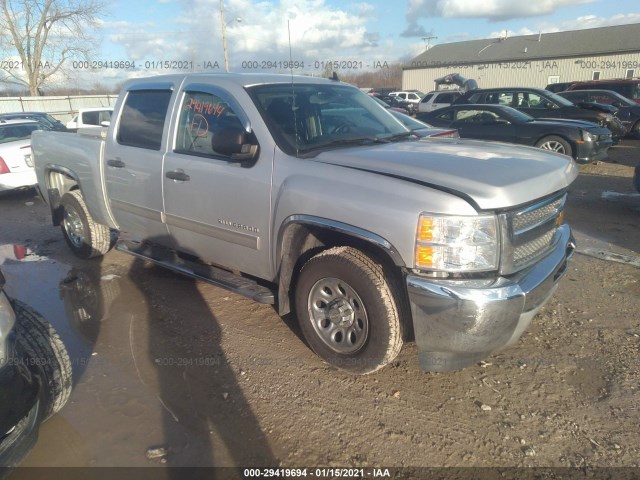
[
  {"xmin": 436, "ymin": 92, "xmax": 458, "ymax": 103},
  {"xmin": 0, "ymin": 124, "xmax": 40, "ymax": 143},
  {"xmin": 82, "ymin": 110, "xmax": 112, "ymax": 126},
  {"xmin": 117, "ymin": 90, "xmax": 172, "ymax": 150}
]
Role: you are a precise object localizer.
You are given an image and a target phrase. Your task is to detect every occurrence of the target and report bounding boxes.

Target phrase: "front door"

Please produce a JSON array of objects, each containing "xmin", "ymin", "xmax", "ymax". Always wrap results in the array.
[{"xmin": 162, "ymin": 85, "xmax": 273, "ymax": 279}]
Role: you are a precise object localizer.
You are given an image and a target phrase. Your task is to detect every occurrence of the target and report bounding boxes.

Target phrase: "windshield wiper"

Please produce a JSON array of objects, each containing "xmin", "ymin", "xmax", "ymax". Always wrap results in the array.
[
  {"xmin": 385, "ymin": 131, "xmax": 415, "ymax": 141},
  {"xmin": 301, "ymin": 136, "xmax": 391, "ymax": 153}
]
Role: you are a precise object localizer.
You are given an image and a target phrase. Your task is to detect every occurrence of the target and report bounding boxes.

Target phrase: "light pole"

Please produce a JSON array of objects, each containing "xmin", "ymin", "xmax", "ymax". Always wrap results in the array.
[{"xmin": 220, "ymin": 0, "xmax": 241, "ymax": 72}]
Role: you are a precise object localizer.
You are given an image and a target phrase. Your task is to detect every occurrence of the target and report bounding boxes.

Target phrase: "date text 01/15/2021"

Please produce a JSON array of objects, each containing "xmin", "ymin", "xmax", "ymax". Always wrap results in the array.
[
  {"xmin": 243, "ymin": 468, "xmax": 391, "ymax": 478},
  {"xmin": 67, "ymin": 59, "xmax": 391, "ymax": 71}
]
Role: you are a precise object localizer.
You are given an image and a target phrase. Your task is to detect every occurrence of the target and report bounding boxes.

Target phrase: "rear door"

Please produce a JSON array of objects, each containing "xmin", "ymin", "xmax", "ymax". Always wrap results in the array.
[
  {"xmin": 513, "ymin": 92, "xmax": 562, "ymax": 119},
  {"xmin": 431, "ymin": 92, "xmax": 458, "ymax": 111},
  {"xmin": 104, "ymin": 84, "xmax": 178, "ymax": 240},
  {"xmin": 450, "ymin": 108, "xmax": 516, "ymax": 142}
]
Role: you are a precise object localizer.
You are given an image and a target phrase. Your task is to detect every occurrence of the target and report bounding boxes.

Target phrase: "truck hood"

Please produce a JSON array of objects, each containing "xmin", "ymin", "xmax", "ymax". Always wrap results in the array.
[{"xmin": 312, "ymin": 138, "xmax": 578, "ymax": 210}]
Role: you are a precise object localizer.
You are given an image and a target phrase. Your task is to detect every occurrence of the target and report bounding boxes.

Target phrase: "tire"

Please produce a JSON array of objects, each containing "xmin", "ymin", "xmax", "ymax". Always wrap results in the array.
[
  {"xmin": 295, "ymin": 246, "xmax": 404, "ymax": 374},
  {"xmin": 631, "ymin": 121, "xmax": 640, "ymax": 139},
  {"xmin": 535, "ymin": 135, "xmax": 573, "ymax": 158},
  {"xmin": 13, "ymin": 301, "xmax": 72, "ymax": 419},
  {"xmin": 60, "ymin": 190, "xmax": 112, "ymax": 259}
]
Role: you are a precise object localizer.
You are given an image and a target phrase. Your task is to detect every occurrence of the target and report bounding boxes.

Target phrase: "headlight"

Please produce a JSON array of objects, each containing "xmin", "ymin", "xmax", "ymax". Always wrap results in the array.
[
  {"xmin": 0, "ymin": 291, "xmax": 17, "ymax": 367},
  {"xmin": 415, "ymin": 213, "xmax": 499, "ymax": 272},
  {"xmin": 582, "ymin": 130, "xmax": 595, "ymax": 142}
]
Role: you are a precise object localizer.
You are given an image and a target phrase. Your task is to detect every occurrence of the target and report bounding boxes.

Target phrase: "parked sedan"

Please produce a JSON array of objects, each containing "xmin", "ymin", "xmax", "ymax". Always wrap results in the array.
[
  {"xmin": 372, "ymin": 96, "xmax": 409, "ymax": 114},
  {"xmin": 0, "ymin": 112, "xmax": 66, "ymax": 132},
  {"xmin": 380, "ymin": 95, "xmax": 416, "ymax": 114},
  {"xmin": 0, "ymin": 120, "xmax": 40, "ymax": 193},
  {"xmin": 418, "ymin": 104, "xmax": 613, "ymax": 163},
  {"xmin": 388, "ymin": 110, "xmax": 458, "ymax": 138},
  {"xmin": 557, "ymin": 90, "xmax": 640, "ymax": 138},
  {"xmin": 456, "ymin": 87, "xmax": 627, "ymax": 141}
]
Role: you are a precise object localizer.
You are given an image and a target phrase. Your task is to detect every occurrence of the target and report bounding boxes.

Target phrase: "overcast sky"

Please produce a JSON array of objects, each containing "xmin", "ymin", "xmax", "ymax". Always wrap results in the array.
[{"xmin": 70, "ymin": 0, "xmax": 640, "ymax": 85}]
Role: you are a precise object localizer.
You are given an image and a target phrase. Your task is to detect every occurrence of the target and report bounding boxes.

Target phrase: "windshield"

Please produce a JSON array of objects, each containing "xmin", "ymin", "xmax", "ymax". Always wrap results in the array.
[
  {"xmin": 0, "ymin": 124, "xmax": 39, "ymax": 144},
  {"xmin": 248, "ymin": 83, "xmax": 409, "ymax": 155},
  {"xmin": 545, "ymin": 91, "xmax": 575, "ymax": 107},
  {"xmin": 501, "ymin": 107, "xmax": 535, "ymax": 122},
  {"xmin": 606, "ymin": 91, "xmax": 636, "ymax": 106},
  {"xmin": 389, "ymin": 110, "xmax": 432, "ymax": 129}
]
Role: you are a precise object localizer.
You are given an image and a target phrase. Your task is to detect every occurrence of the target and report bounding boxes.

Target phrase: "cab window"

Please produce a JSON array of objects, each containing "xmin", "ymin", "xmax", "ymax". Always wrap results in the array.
[
  {"xmin": 117, "ymin": 90, "xmax": 172, "ymax": 150},
  {"xmin": 175, "ymin": 91, "xmax": 245, "ymax": 159}
]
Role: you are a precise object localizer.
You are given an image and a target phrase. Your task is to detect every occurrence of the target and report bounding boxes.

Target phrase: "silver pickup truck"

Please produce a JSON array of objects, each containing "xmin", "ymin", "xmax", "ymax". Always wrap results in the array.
[{"xmin": 32, "ymin": 73, "xmax": 578, "ymax": 374}]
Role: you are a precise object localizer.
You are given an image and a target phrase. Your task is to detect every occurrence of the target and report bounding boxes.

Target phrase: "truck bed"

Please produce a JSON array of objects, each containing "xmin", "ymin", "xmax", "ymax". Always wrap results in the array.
[{"xmin": 31, "ymin": 129, "xmax": 115, "ymax": 228}]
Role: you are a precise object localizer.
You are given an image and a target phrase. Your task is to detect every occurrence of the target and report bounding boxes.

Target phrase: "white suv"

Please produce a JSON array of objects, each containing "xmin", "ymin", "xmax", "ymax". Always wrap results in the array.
[
  {"xmin": 388, "ymin": 91, "xmax": 424, "ymax": 104},
  {"xmin": 418, "ymin": 90, "xmax": 462, "ymax": 113}
]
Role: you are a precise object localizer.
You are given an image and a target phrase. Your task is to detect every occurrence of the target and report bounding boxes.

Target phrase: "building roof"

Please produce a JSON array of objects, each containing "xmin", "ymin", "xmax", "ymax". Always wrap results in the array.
[{"xmin": 406, "ymin": 23, "xmax": 640, "ymax": 69}]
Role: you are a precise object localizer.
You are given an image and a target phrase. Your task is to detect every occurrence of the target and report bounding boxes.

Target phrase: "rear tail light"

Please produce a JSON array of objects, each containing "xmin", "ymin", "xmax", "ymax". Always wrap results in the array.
[
  {"xmin": 0, "ymin": 156, "xmax": 10, "ymax": 174},
  {"xmin": 430, "ymin": 129, "xmax": 459, "ymax": 138}
]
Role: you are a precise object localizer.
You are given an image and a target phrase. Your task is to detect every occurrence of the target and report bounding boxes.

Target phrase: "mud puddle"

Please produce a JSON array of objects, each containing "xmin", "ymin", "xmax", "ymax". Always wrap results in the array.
[{"xmin": 2, "ymin": 244, "xmax": 274, "ymax": 468}]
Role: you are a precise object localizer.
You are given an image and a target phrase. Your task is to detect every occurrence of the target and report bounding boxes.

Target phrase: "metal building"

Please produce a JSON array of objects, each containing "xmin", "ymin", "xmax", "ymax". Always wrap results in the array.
[{"xmin": 403, "ymin": 23, "xmax": 640, "ymax": 93}]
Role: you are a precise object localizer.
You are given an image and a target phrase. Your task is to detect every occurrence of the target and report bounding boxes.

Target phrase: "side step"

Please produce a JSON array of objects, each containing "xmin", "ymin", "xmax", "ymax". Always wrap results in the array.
[{"xmin": 115, "ymin": 240, "xmax": 275, "ymax": 304}]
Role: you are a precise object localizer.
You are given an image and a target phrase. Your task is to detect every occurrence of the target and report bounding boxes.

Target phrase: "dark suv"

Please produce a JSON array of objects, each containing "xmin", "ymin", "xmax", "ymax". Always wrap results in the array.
[
  {"xmin": 566, "ymin": 79, "xmax": 640, "ymax": 104},
  {"xmin": 456, "ymin": 87, "xmax": 627, "ymax": 140},
  {"xmin": 557, "ymin": 90, "xmax": 640, "ymax": 138}
]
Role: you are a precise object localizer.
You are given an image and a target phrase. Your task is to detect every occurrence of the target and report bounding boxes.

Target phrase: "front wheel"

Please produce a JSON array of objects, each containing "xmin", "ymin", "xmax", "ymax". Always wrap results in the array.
[
  {"xmin": 295, "ymin": 247, "xmax": 404, "ymax": 374},
  {"xmin": 535, "ymin": 135, "xmax": 573, "ymax": 158},
  {"xmin": 60, "ymin": 190, "xmax": 112, "ymax": 259}
]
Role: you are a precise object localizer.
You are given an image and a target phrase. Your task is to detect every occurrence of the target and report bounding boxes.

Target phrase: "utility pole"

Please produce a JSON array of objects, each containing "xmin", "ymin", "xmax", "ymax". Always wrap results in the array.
[
  {"xmin": 422, "ymin": 34, "xmax": 438, "ymax": 50},
  {"xmin": 220, "ymin": 0, "xmax": 229, "ymax": 72}
]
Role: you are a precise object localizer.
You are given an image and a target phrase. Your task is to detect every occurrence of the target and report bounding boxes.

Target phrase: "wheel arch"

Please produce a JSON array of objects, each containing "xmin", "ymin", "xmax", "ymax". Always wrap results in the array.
[
  {"xmin": 535, "ymin": 133, "xmax": 576, "ymax": 155},
  {"xmin": 44, "ymin": 166, "xmax": 81, "ymax": 226},
  {"xmin": 275, "ymin": 215, "xmax": 406, "ymax": 317}
]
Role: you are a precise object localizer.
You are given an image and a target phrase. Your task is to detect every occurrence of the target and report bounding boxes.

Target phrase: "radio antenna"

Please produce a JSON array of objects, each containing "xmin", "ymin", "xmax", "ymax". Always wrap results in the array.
[{"xmin": 288, "ymin": 20, "xmax": 299, "ymax": 158}]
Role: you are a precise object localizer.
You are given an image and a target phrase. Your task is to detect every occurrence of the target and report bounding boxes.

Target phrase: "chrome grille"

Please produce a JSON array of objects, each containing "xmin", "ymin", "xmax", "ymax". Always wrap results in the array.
[
  {"xmin": 513, "ymin": 229, "xmax": 556, "ymax": 268},
  {"xmin": 512, "ymin": 196, "xmax": 564, "ymax": 235},
  {"xmin": 500, "ymin": 193, "xmax": 567, "ymax": 274}
]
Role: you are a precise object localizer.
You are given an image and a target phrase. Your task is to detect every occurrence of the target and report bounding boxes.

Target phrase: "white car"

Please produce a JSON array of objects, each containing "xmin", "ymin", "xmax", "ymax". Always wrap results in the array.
[
  {"xmin": 66, "ymin": 108, "xmax": 113, "ymax": 131},
  {"xmin": 417, "ymin": 90, "xmax": 462, "ymax": 113},
  {"xmin": 388, "ymin": 91, "xmax": 424, "ymax": 104},
  {"xmin": 0, "ymin": 120, "xmax": 40, "ymax": 193}
]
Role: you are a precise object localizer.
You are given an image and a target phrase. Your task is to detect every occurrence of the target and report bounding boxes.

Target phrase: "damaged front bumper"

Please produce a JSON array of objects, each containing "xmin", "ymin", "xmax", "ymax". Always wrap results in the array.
[{"xmin": 407, "ymin": 224, "xmax": 575, "ymax": 372}]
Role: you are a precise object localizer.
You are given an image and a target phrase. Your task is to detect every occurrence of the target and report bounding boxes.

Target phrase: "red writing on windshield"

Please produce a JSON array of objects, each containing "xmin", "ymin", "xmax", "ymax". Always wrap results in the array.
[{"xmin": 186, "ymin": 98, "xmax": 226, "ymax": 117}]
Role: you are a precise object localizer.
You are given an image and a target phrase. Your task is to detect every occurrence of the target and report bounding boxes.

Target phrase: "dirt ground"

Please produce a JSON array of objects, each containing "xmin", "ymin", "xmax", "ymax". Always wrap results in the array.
[{"xmin": 0, "ymin": 139, "xmax": 638, "ymax": 476}]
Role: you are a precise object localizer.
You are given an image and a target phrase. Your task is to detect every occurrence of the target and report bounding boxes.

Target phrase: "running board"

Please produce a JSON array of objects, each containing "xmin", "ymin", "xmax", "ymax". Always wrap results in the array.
[{"xmin": 115, "ymin": 240, "xmax": 275, "ymax": 304}]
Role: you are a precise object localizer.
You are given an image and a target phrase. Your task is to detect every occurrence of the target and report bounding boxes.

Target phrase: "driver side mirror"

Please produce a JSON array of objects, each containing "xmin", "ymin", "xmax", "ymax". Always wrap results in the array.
[{"xmin": 211, "ymin": 126, "xmax": 259, "ymax": 162}]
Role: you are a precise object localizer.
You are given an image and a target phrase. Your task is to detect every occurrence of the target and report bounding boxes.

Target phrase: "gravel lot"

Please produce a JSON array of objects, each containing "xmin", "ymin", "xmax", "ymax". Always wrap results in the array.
[{"xmin": 0, "ymin": 140, "xmax": 638, "ymax": 477}]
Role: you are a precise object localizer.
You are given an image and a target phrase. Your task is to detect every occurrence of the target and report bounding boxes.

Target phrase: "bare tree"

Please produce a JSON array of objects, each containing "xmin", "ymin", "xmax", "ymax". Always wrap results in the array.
[{"xmin": 0, "ymin": 0, "xmax": 104, "ymax": 95}]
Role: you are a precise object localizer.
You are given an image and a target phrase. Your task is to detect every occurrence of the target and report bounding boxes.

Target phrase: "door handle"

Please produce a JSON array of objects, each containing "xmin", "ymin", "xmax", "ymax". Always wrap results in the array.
[
  {"xmin": 107, "ymin": 159, "xmax": 126, "ymax": 168},
  {"xmin": 165, "ymin": 170, "xmax": 191, "ymax": 181}
]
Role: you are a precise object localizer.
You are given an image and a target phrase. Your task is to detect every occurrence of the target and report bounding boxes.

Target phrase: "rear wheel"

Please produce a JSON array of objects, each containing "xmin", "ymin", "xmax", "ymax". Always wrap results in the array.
[
  {"xmin": 295, "ymin": 247, "xmax": 404, "ymax": 374},
  {"xmin": 60, "ymin": 190, "xmax": 112, "ymax": 259},
  {"xmin": 535, "ymin": 135, "xmax": 573, "ymax": 158}
]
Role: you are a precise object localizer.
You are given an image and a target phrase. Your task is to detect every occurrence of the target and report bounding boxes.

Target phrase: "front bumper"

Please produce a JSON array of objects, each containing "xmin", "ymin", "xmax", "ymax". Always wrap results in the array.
[
  {"xmin": 575, "ymin": 138, "xmax": 613, "ymax": 164},
  {"xmin": 407, "ymin": 225, "xmax": 575, "ymax": 372}
]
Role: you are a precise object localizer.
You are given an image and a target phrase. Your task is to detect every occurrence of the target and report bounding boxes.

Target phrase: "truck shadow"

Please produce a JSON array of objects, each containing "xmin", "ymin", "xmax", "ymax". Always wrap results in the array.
[{"xmin": 61, "ymin": 237, "xmax": 277, "ymax": 472}]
